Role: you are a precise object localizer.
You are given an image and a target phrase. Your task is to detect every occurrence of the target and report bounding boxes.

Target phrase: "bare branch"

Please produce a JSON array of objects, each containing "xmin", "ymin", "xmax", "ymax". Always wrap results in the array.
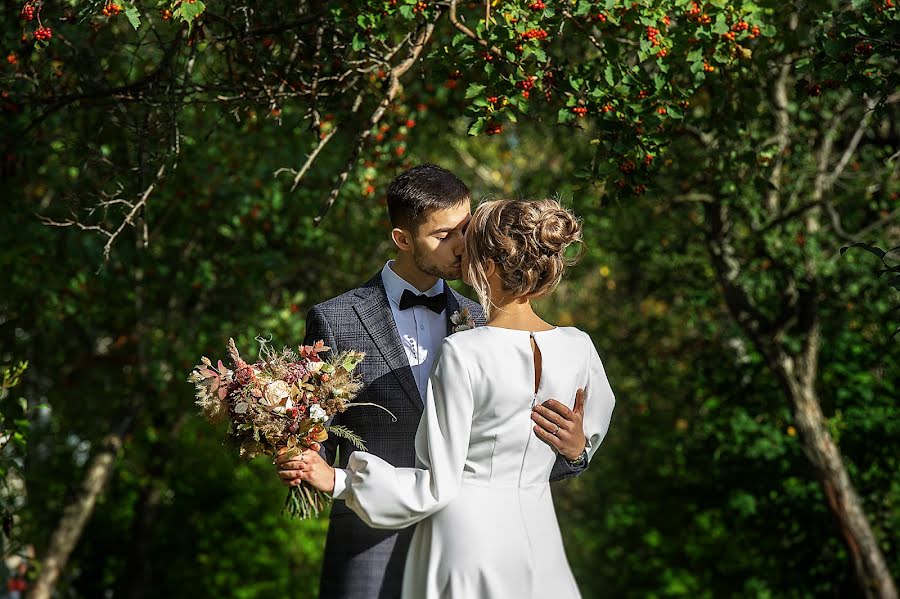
[
  {"xmin": 313, "ymin": 15, "xmax": 443, "ymax": 226},
  {"xmin": 704, "ymin": 201, "xmax": 775, "ymax": 340},
  {"xmin": 284, "ymin": 126, "xmax": 339, "ymax": 191},
  {"xmin": 765, "ymin": 59, "xmax": 792, "ymax": 213},
  {"xmin": 448, "ymin": 0, "xmax": 503, "ymax": 58},
  {"xmin": 561, "ymin": 11, "xmax": 605, "ymax": 51},
  {"xmin": 823, "ymin": 96, "xmax": 878, "ymax": 190}
]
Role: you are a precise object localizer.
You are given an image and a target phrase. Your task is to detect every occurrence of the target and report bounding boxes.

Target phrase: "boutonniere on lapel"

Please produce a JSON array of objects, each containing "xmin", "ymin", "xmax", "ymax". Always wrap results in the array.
[{"xmin": 450, "ymin": 307, "xmax": 476, "ymax": 334}]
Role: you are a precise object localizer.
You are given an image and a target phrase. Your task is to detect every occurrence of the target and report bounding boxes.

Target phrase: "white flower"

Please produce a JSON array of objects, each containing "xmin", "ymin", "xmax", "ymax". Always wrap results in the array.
[
  {"xmin": 262, "ymin": 380, "xmax": 291, "ymax": 408},
  {"xmin": 310, "ymin": 404, "xmax": 327, "ymax": 422},
  {"xmin": 450, "ymin": 308, "xmax": 476, "ymax": 333}
]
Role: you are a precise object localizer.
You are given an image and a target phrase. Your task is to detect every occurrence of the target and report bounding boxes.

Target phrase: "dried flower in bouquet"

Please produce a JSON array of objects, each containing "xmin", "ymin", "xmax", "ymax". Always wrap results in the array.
[{"xmin": 189, "ymin": 336, "xmax": 391, "ymax": 518}]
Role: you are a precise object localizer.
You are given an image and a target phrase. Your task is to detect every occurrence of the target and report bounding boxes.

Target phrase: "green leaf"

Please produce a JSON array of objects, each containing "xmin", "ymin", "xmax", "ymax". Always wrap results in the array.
[
  {"xmin": 840, "ymin": 242, "xmax": 886, "ymax": 260},
  {"xmin": 558, "ymin": 108, "xmax": 575, "ymax": 124},
  {"xmin": 465, "ymin": 83, "xmax": 486, "ymax": 99},
  {"xmin": 174, "ymin": 0, "xmax": 205, "ymax": 30},
  {"xmin": 352, "ymin": 34, "xmax": 365, "ymax": 52},
  {"xmin": 467, "ymin": 117, "xmax": 486, "ymax": 136},
  {"xmin": 124, "ymin": 4, "xmax": 141, "ymax": 29},
  {"xmin": 604, "ymin": 65, "xmax": 616, "ymax": 86},
  {"xmin": 712, "ymin": 13, "xmax": 728, "ymax": 34}
]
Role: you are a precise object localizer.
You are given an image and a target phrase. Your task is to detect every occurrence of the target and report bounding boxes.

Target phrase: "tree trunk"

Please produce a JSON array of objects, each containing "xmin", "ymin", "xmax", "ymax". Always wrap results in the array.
[
  {"xmin": 776, "ymin": 354, "xmax": 897, "ymax": 599},
  {"xmin": 705, "ymin": 202, "xmax": 897, "ymax": 598},
  {"xmin": 29, "ymin": 427, "xmax": 126, "ymax": 599}
]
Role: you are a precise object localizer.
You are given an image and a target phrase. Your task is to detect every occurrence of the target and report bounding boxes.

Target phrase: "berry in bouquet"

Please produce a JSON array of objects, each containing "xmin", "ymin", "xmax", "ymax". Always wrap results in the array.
[{"xmin": 188, "ymin": 336, "xmax": 389, "ymax": 518}]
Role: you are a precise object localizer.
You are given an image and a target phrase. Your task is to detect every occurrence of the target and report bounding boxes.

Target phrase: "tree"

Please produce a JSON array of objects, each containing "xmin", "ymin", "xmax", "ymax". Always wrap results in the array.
[{"xmin": 2, "ymin": 0, "xmax": 897, "ymax": 596}]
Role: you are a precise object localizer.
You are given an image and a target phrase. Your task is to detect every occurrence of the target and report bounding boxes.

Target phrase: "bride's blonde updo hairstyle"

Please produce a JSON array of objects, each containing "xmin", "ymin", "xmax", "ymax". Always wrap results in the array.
[{"xmin": 465, "ymin": 198, "xmax": 584, "ymax": 318}]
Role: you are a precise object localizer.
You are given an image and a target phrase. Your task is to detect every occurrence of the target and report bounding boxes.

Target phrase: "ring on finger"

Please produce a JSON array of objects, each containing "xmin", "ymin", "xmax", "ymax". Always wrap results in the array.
[{"xmin": 552, "ymin": 424, "xmax": 560, "ymax": 436}]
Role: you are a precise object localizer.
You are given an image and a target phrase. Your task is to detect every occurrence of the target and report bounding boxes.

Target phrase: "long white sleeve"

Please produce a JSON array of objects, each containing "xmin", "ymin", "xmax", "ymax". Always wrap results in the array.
[
  {"xmin": 338, "ymin": 338, "xmax": 473, "ymax": 529},
  {"xmin": 583, "ymin": 337, "xmax": 616, "ymax": 462}
]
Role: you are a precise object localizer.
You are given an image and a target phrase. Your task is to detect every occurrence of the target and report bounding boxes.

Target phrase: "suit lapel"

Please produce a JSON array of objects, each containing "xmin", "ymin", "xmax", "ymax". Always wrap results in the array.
[
  {"xmin": 445, "ymin": 284, "xmax": 461, "ymax": 336},
  {"xmin": 446, "ymin": 286, "xmax": 486, "ymax": 330},
  {"xmin": 353, "ymin": 276, "xmax": 423, "ymax": 412}
]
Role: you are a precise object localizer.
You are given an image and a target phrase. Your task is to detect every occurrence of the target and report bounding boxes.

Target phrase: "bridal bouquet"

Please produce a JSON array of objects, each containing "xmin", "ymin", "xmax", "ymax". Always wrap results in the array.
[{"xmin": 189, "ymin": 337, "xmax": 373, "ymax": 518}]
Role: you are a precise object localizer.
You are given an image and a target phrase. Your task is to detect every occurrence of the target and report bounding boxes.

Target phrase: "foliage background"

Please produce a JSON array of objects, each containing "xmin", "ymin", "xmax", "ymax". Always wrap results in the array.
[{"xmin": 1, "ymin": 0, "xmax": 898, "ymax": 597}]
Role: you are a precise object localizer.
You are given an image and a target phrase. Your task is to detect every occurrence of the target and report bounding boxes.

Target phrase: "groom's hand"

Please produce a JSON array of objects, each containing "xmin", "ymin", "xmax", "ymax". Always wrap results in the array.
[{"xmin": 531, "ymin": 388, "xmax": 586, "ymax": 461}]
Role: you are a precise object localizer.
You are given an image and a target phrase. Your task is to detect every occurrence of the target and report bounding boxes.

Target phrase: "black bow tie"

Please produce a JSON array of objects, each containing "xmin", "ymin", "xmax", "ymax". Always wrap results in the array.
[{"xmin": 399, "ymin": 289, "xmax": 447, "ymax": 314}]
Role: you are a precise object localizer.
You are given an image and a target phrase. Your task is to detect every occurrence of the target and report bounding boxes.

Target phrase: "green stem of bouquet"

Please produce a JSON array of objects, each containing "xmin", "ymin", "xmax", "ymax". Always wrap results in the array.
[{"xmin": 282, "ymin": 482, "xmax": 332, "ymax": 519}]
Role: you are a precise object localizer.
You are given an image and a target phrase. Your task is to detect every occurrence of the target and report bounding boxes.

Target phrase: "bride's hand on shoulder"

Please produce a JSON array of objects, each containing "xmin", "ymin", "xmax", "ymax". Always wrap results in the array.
[{"xmin": 294, "ymin": 443, "xmax": 336, "ymax": 494}]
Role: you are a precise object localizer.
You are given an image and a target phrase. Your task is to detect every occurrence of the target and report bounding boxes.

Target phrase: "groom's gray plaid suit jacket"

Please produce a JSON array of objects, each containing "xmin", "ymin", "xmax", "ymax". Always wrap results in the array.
[{"xmin": 303, "ymin": 272, "xmax": 587, "ymax": 599}]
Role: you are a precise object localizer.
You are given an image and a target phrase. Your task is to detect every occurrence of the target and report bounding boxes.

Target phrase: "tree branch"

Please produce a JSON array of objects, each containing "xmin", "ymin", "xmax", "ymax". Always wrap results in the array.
[
  {"xmin": 313, "ymin": 15, "xmax": 443, "ymax": 226},
  {"xmin": 448, "ymin": 0, "xmax": 503, "ymax": 57}
]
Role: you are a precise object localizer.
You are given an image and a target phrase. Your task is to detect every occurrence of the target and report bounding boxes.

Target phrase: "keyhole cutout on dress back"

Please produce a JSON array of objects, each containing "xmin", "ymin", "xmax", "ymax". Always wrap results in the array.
[{"xmin": 530, "ymin": 335, "xmax": 543, "ymax": 395}]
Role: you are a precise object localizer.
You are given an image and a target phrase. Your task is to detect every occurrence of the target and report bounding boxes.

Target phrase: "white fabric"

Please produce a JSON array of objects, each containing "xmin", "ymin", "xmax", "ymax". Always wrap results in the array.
[
  {"xmin": 335, "ymin": 326, "xmax": 616, "ymax": 598},
  {"xmin": 381, "ymin": 260, "xmax": 447, "ymax": 401}
]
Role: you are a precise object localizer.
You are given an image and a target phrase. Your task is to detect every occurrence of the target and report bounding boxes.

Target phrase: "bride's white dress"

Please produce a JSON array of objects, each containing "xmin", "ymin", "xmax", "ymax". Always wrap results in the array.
[{"xmin": 332, "ymin": 325, "xmax": 616, "ymax": 599}]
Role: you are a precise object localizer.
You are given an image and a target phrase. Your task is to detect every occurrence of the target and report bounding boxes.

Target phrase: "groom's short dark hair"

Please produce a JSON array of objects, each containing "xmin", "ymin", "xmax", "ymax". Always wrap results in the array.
[{"xmin": 386, "ymin": 164, "xmax": 471, "ymax": 232}]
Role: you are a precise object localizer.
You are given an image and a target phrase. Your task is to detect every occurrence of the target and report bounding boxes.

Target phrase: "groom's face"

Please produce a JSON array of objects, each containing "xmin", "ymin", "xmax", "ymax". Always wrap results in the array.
[{"xmin": 410, "ymin": 202, "xmax": 471, "ymax": 281}]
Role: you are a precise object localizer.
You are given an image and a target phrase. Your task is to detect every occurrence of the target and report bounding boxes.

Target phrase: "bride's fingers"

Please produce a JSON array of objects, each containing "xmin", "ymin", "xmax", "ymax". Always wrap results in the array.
[
  {"xmin": 531, "ymin": 407, "xmax": 567, "ymax": 433},
  {"xmin": 537, "ymin": 399, "xmax": 576, "ymax": 424},
  {"xmin": 533, "ymin": 424, "xmax": 563, "ymax": 450},
  {"xmin": 277, "ymin": 469, "xmax": 303, "ymax": 480}
]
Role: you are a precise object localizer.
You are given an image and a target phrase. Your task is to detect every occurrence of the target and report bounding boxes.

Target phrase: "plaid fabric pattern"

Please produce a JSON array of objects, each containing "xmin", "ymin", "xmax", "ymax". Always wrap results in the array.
[{"xmin": 305, "ymin": 273, "xmax": 585, "ymax": 599}]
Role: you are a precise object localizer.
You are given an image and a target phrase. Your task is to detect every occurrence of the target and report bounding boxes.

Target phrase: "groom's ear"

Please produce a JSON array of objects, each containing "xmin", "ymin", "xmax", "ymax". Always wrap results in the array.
[{"xmin": 391, "ymin": 227, "xmax": 413, "ymax": 252}]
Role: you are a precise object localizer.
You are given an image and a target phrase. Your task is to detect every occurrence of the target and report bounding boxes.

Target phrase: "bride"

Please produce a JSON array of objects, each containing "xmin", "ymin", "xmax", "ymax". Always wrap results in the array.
[{"xmin": 295, "ymin": 198, "xmax": 616, "ymax": 598}]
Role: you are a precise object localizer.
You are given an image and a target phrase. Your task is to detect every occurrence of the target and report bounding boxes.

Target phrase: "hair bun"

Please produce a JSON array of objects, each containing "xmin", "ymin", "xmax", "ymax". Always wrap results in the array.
[
  {"xmin": 464, "ymin": 198, "xmax": 585, "ymax": 318},
  {"xmin": 534, "ymin": 203, "xmax": 581, "ymax": 255}
]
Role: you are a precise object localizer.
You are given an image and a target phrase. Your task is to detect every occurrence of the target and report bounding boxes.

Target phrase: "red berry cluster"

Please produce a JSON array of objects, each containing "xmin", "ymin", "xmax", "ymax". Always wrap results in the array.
[
  {"xmin": 686, "ymin": 2, "xmax": 701, "ymax": 17},
  {"xmin": 102, "ymin": 2, "xmax": 123, "ymax": 16},
  {"xmin": 644, "ymin": 154, "xmax": 654, "ymax": 165},
  {"xmin": 572, "ymin": 106, "xmax": 588, "ymax": 117},
  {"xmin": 731, "ymin": 20, "xmax": 749, "ymax": 32},
  {"xmin": 487, "ymin": 96, "xmax": 499, "ymax": 105},
  {"xmin": 594, "ymin": 12, "xmax": 607, "ymax": 22},
  {"xmin": 749, "ymin": 26, "xmax": 760, "ymax": 38},
  {"xmin": 529, "ymin": 1, "xmax": 545, "ymax": 10},
  {"xmin": 703, "ymin": 61, "xmax": 715, "ymax": 72},
  {"xmin": 486, "ymin": 121, "xmax": 503, "ymax": 135},
  {"xmin": 601, "ymin": 103, "xmax": 614, "ymax": 113},
  {"xmin": 21, "ymin": 2, "xmax": 36, "ymax": 21},
  {"xmin": 412, "ymin": 1, "xmax": 428, "ymax": 13},
  {"xmin": 656, "ymin": 106, "xmax": 667, "ymax": 114},
  {"xmin": 855, "ymin": 42, "xmax": 874, "ymax": 56},
  {"xmin": 637, "ymin": 89, "xmax": 649, "ymax": 99},
  {"xmin": 522, "ymin": 28, "xmax": 548, "ymax": 40},
  {"xmin": 663, "ymin": 15, "xmax": 671, "ymax": 26},
  {"xmin": 646, "ymin": 26, "xmax": 661, "ymax": 46},
  {"xmin": 7, "ymin": 53, "xmax": 18, "ymax": 65},
  {"xmin": 34, "ymin": 26, "xmax": 52, "ymax": 41},
  {"xmin": 516, "ymin": 77, "xmax": 536, "ymax": 91},
  {"xmin": 481, "ymin": 51, "xmax": 494, "ymax": 62},
  {"xmin": 619, "ymin": 160, "xmax": 636, "ymax": 174},
  {"xmin": 160, "ymin": 8, "xmax": 172, "ymax": 20}
]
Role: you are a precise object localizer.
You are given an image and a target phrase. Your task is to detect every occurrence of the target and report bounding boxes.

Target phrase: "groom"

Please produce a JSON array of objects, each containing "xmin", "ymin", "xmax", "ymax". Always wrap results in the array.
[{"xmin": 276, "ymin": 164, "xmax": 589, "ymax": 599}]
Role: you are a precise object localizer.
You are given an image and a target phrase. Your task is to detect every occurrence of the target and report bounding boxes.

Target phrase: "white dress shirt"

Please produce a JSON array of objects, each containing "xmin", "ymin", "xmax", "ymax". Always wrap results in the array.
[
  {"xmin": 380, "ymin": 260, "xmax": 447, "ymax": 402},
  {"xmin": 334, "ymin": 261, "xmax": 449, "ymax": 499}
]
